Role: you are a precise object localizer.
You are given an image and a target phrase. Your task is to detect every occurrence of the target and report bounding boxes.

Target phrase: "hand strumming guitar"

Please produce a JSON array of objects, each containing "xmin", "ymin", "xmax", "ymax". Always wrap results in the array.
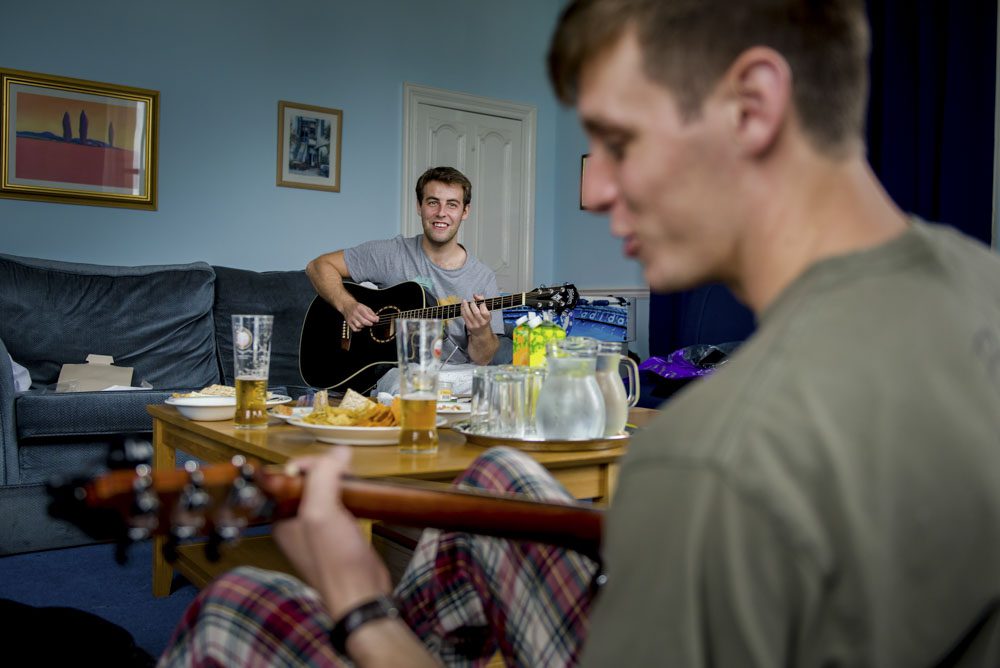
[{"xmin": 342, "ymin": 299, "xmax": 379, "ymax": 333}]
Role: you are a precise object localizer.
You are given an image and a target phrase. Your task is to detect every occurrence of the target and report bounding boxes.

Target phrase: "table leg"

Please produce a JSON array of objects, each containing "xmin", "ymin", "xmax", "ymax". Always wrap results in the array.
[
  {"xmin": 605, "ymin": 462, "xmax": 620, "ymax": 500},
  {"xmin": 152, "ymin": 420, "xmax": 176, "ymax": 598}
]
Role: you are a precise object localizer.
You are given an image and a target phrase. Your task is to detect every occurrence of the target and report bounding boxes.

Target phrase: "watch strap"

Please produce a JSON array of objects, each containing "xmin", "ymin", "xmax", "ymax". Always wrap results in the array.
[{"xmin": 329, "ymin": 594, "xmax": 401, "ymax": 655}]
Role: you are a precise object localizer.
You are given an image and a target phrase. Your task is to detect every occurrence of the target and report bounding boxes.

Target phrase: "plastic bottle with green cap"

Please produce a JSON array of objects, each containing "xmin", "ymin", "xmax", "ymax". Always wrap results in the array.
[
  {"xmin": 512, "ymin": 314, "xmax": 531, "ymax": 366},
  {"xmin": 529, "ymin": 311, "xmax": 566, "ymax": 367}
]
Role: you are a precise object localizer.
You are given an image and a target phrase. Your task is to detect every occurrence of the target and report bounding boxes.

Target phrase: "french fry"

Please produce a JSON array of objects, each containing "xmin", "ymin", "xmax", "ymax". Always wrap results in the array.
[{"xmin": 302, "ymin": 400, "xmax": 400, "ymax": 427}]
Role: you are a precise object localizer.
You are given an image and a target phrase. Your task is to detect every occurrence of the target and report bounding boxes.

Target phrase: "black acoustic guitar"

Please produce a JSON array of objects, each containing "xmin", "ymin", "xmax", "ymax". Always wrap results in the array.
[{"xmin": 299, "ymin": 281, "xmax": 578, "ymax": 392}]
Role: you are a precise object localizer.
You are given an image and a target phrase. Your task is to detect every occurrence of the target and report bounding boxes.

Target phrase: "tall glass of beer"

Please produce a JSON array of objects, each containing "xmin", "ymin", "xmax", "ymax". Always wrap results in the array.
[
  {"xmin": 232, "ymin": 314, "xmax": 273, "ymax": 429},
  {"xmin": 397, "ymin": 318, "xmax": 443, "ymax": 453}
]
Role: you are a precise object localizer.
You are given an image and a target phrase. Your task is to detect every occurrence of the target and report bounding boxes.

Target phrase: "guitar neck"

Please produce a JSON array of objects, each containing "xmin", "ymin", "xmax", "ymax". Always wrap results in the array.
[
  {"xmin": 278, "ymin": 475, "xmax": 602, "ymax": 558},
  {"xmin": 399, "ymin": 293, "xmax": 527, "ymax": 320},
  {"xmin": 77, "ymin": 466, "xmax": 604, "ymax": 559}
]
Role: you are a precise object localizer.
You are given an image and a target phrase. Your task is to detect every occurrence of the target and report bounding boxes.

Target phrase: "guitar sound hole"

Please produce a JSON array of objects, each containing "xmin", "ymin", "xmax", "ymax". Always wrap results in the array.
[{"xmin": 370, "ymin": 306, "xmax": 400, "ymax": 344}]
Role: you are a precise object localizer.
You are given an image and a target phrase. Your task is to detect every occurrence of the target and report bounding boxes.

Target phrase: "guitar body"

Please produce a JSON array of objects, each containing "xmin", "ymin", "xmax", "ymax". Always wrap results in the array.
[
  {"xmin": 299, "ymin": 281, "xmax": 578, "ymax": 393},
  {"xmin": 299, "ymin": 281, "xmax": 433, "ymax": 392}
]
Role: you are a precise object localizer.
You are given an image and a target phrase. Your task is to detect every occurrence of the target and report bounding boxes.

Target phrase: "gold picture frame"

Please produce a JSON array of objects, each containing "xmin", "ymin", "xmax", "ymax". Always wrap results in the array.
[
  {"xmin": 1, "ymin": 68, "xmax": 158, "ymax": 210},
  {"xmin": 579, "ymin": 153, "xmax": 590, "ymax": 210},
  {"xmin": 276, "ymin": 100, "xmax": 342, "ymax": 192}
]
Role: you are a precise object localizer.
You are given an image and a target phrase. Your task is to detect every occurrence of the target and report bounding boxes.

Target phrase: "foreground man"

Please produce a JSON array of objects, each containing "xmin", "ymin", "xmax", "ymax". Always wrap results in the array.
[{"xmin": 160, "ymin": 0, "xmax": 1000, "ymax": 665}]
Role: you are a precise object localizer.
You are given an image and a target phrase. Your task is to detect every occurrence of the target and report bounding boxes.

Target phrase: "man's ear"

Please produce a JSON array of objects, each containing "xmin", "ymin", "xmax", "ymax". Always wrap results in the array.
[{"xmin": 723, "ymin": 46, "xmax": 792, "ymax": 156}]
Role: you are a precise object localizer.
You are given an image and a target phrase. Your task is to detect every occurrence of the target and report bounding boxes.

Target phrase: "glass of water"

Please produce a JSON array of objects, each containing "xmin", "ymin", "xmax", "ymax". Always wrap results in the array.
[{"xmin": 489, "ymin": 368, "xmax": 527, "ymax": 438}]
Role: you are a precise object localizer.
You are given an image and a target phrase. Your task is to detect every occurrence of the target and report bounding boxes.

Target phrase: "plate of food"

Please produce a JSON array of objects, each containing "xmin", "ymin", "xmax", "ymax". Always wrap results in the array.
[
  {"xmin": 165, "ymin": 386, "xmax": 292, "ymax": 421},
  {"xmin": 287, "ymin": 389, "xmax": 447, "ymax": 444},
  {"xmin": 287, "ymin": 388, "xmax": 400, "ymax": 445},
  {"xmin": 436, "ymin": 401, "xmax": 471, "ymax": 415},
  {"xmin": 288, "ymin": 420, "xmax": 401, "ymax": 446}
]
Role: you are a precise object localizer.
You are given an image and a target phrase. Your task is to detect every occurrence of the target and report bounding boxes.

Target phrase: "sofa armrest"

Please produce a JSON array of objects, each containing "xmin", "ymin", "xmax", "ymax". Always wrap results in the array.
[{"xmin": 0, "ymin": 337, "xmax": 17, "ymax": 485}]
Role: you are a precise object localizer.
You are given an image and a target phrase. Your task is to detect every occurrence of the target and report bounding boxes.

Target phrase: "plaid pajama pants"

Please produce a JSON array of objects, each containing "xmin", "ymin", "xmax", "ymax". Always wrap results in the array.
[{"xmin": 158, "ymin": 447, "xmax": 600, "ymax": 667}]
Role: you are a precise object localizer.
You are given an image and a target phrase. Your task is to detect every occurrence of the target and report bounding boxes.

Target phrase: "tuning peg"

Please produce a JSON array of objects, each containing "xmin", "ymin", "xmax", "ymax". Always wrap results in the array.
[
  {"xmin": 107, "ymin": 435, "xmax": 153, "ymax": 470},
  {"xmin": 114, "ymin": 538, "xmax": 131, "ymax": 565},
  {"xmin": 162, "ymin": 535, "xmax": 180, "ymax": 564},
  {"xmin": 204, "ymin": 529, "xmax": 224, "ymax": 563},
  {"xmin": 201, "ymin": 456, "xmax": 264, "ymax": 561},
  {"xmin": 229, "ymin": 456, "xmax": 265, "ymax": 513},
  {"xmin": 127, "ymin": 464, "xmax": 160, "ymax": 542},
  {"xmin": 171, "ymin": 461, "xmax": 210, "ymax": 542},
  {"xmin": 202, "ymin": 520, "xmax": 243, "ymax": 563}
]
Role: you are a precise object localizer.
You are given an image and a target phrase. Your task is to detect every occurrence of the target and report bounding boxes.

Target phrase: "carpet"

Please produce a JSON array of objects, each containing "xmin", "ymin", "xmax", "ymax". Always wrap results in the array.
[{"xmin": 0, "ymin": 539, "xmax": 199, "ymax": 660}]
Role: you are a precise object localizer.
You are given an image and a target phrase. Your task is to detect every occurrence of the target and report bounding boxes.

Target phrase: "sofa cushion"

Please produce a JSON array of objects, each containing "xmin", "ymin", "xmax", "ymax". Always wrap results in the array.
[
  {"xmin": 212, "ymin": 266, "xmax": 315, "ymax": 389},
  {"xmin": 0, "ymin": 254, "xmax": 220, "ymax": 390},
  {"xmin": 14, "ymin": 389, "xmax": 183, "ymax": 440}
]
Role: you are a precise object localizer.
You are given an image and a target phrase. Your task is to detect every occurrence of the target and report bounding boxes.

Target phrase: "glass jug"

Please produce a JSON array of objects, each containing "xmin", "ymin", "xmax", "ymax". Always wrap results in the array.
[
  {"xmin": 535, "ymin": 337, "xmax": 605, "ymax": 439},
  {"xmin": 595, "ymin": 341, "xmax": 640, "ymax": 436}
]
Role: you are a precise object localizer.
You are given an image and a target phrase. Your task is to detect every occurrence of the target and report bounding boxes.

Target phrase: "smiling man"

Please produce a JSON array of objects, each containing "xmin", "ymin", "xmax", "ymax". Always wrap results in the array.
[{"xmin": 306, "ymin": 166, "xmax": 502, "ymax": 367}]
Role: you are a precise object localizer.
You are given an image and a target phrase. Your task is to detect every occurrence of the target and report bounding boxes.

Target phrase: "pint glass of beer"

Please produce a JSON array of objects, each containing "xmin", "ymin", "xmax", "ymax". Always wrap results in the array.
[
  {"xmin": 397, "ymin": 318, "xmax": 444, "ymax": 453},
  {"xmin": 232, "ymin": 314, "xmax": 273, "ymax": 429}
]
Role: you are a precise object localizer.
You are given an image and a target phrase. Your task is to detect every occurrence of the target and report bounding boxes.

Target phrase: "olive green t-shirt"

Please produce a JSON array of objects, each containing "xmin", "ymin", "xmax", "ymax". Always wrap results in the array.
[{"xmin": 583, "ymin": 220, "xmax": 1000, "ymax": 666}]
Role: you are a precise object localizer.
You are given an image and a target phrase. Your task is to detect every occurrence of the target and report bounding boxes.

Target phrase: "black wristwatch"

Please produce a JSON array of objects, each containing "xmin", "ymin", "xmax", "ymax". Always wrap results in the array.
[{"xmin": 329, "ymin": 595, "xmax": 401, "ymax": 656}]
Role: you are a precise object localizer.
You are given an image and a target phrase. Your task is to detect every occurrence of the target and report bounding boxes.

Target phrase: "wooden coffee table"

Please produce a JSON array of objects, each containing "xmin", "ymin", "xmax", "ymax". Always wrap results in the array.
[{"xmin": 147, "ymin": 404, "xmax": 656, "ymax": 597}]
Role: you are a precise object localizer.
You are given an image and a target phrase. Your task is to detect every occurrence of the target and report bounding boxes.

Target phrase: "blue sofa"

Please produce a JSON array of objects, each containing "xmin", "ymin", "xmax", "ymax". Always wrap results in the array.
[{"xmin": 0, "ymin": 253, "xmax": 316, "ymax": 554}]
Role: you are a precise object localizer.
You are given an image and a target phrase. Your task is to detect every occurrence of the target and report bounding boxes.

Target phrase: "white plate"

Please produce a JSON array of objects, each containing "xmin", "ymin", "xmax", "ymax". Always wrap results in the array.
[
  {"xmin": 288, "ymin": 417, "xmax": 447, "ymax": 445},
  {"xmin": 287, "ymin": 419, "xmax": 400, "ymax": 445},
  {"xmin": 436, "ymin": 401, "xmax": 471, "ymax": 415},
  {"xmin": 165, "ymin": 394, "xmax": 292, "ymax": 421},
  {"xmin": 267, "ymin": 406, "xmax": 314, "ymax": 422}
]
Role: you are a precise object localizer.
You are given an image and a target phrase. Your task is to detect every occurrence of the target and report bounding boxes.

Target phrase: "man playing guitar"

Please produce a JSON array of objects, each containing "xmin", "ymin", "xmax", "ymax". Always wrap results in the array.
[{"xmin": 305, "ymin": 166, "xmax": 506, "ymax": 370}]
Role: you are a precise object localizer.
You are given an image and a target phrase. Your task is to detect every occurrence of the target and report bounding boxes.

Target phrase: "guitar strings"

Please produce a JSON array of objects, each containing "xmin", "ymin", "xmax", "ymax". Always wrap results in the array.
[{"xmin": 373, "ymin": 295, "xmax": 524, "ymax": 325}]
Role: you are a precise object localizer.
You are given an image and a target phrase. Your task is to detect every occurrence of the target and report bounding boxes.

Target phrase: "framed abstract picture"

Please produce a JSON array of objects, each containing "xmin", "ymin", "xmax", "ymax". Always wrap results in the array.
[
  {"xmin": 0, "ymin": 68, "xmax": 158, "ymax": 210},
  {"xmin": 276, "ymin": 100, "xmax": 343, "ymax": 192}
]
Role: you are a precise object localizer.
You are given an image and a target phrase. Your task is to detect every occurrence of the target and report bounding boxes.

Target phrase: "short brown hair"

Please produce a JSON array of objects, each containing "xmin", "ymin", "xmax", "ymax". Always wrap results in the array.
[
  {"xmin": 415, "ymin": 166, "xmax": 472, "ymax": 207},
  {"xmin": 548, "ymin": 0, "xmax": 870, "ymax": 152}
]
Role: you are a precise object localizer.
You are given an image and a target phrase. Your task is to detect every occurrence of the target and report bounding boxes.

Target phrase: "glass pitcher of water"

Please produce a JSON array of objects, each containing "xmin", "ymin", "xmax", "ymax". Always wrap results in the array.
[
  {"xmin": 595, "ymin": 341, "xmax": 640, "ymax": 436},
  {"xmin": 535, "ymin": 337, "xmax": 605, "ymax": 439}
]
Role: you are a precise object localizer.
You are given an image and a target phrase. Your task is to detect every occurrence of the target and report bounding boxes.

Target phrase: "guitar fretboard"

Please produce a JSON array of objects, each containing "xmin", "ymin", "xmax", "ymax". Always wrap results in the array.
[{"xmin": 378, "ymin": 294, "xmax": 526, "ymax": 324}]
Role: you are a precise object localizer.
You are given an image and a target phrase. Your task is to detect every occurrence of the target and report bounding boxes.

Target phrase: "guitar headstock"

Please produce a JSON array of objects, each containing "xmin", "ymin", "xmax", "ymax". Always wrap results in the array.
[
  {"xmin": 524, "ymin": 283, "xmax": 579, "ymax": 313},
  {"xmin": 47, "ymin": 457, "xmax": 295, "ymax": 563}
]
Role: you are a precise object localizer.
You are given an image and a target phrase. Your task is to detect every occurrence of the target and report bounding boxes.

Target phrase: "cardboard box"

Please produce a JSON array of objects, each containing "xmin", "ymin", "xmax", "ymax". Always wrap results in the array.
[{"xmin": 56, "ymin": 354, "xmax": 134, "ymax": 392}]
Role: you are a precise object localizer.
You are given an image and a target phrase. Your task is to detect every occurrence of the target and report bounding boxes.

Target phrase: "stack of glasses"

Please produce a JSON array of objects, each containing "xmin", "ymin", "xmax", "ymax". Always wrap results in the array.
[
  {"xmin": 469, "ymin": 365, "xmax": 548, "ymax": 439},
  {"xmin": 468, "ymin": 337, "xmax": 639, "ymax": 441}
]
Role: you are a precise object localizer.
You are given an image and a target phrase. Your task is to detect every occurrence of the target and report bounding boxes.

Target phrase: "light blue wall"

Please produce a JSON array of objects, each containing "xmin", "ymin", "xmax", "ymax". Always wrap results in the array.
[
  {"xmin": 554, "ymin": 107, "xmax": 650, "ymax": 358},
  {"xmin": 0, "ymin": 0, "xmax": 649, "ymax": 356}
]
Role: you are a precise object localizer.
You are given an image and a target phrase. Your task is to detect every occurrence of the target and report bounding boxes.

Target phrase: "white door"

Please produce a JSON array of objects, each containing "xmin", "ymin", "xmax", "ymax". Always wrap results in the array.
[{"xmin": 403, "ymin": 84, "xmax": 536, "ymax": 295}]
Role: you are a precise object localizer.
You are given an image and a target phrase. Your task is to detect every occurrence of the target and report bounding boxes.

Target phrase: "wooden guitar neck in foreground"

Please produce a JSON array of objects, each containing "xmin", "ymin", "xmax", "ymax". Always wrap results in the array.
[{"xmin": 51, "ymin": 460, "xmax": 604, "ymax": 560}]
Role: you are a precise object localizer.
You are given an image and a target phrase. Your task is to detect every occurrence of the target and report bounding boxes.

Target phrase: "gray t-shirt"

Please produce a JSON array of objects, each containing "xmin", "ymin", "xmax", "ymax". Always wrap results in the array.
[
  {"xmin": 343, "ymin": 234, "xmax": 503, "ymax": 364},
  {"xmin": 584, "ymin": 219, "xmax": 1000, "ymax": 666}
]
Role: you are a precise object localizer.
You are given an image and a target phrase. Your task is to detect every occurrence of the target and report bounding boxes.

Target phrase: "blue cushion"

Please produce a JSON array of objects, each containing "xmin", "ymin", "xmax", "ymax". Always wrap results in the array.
[
  {"xmin": 0, "ymin": 254, "xmax": 220, "ymax": 389},
  {"xmin": 212, "ymin": 266, "xmax": 315, "ymax": 388},
  {"xmin": 14, "ymin": 389, "xmax": 182, "ymax": 439}
]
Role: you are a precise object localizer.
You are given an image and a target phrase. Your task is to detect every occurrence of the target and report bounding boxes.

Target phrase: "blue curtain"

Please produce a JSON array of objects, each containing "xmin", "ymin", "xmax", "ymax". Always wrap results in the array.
[
  {"xmin": 867, "ymin": 0, "xmax": 997, "ymax": 244},
  {"xmin": 647, "ymin": 1, "xmax": 997, "ymax": 358}
]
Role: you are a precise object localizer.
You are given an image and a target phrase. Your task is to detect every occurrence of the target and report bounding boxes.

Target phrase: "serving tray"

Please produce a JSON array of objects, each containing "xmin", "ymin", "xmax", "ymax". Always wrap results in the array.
[{"xmin": 450, "ymin": 422, "xmax": 629, "ymax": 452}]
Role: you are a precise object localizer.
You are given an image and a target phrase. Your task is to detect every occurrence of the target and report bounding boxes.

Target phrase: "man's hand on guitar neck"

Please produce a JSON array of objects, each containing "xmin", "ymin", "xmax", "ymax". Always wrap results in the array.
[{"xmin": 462, "ymin": 293, "xmax": 499, "ymax": 365}]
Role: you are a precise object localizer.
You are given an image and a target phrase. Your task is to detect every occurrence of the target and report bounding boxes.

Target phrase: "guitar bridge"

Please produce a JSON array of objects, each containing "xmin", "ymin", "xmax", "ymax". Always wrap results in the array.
[{"xmin": 341, "ymin": 321, "xmax": 351, "ymax": 351}]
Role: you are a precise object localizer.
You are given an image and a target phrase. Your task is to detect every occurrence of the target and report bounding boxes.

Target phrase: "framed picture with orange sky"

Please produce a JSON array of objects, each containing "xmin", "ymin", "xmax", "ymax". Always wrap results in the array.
[{"xmin": 1, "ymin": 68, "xmax": 158, "ymax": 210}]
